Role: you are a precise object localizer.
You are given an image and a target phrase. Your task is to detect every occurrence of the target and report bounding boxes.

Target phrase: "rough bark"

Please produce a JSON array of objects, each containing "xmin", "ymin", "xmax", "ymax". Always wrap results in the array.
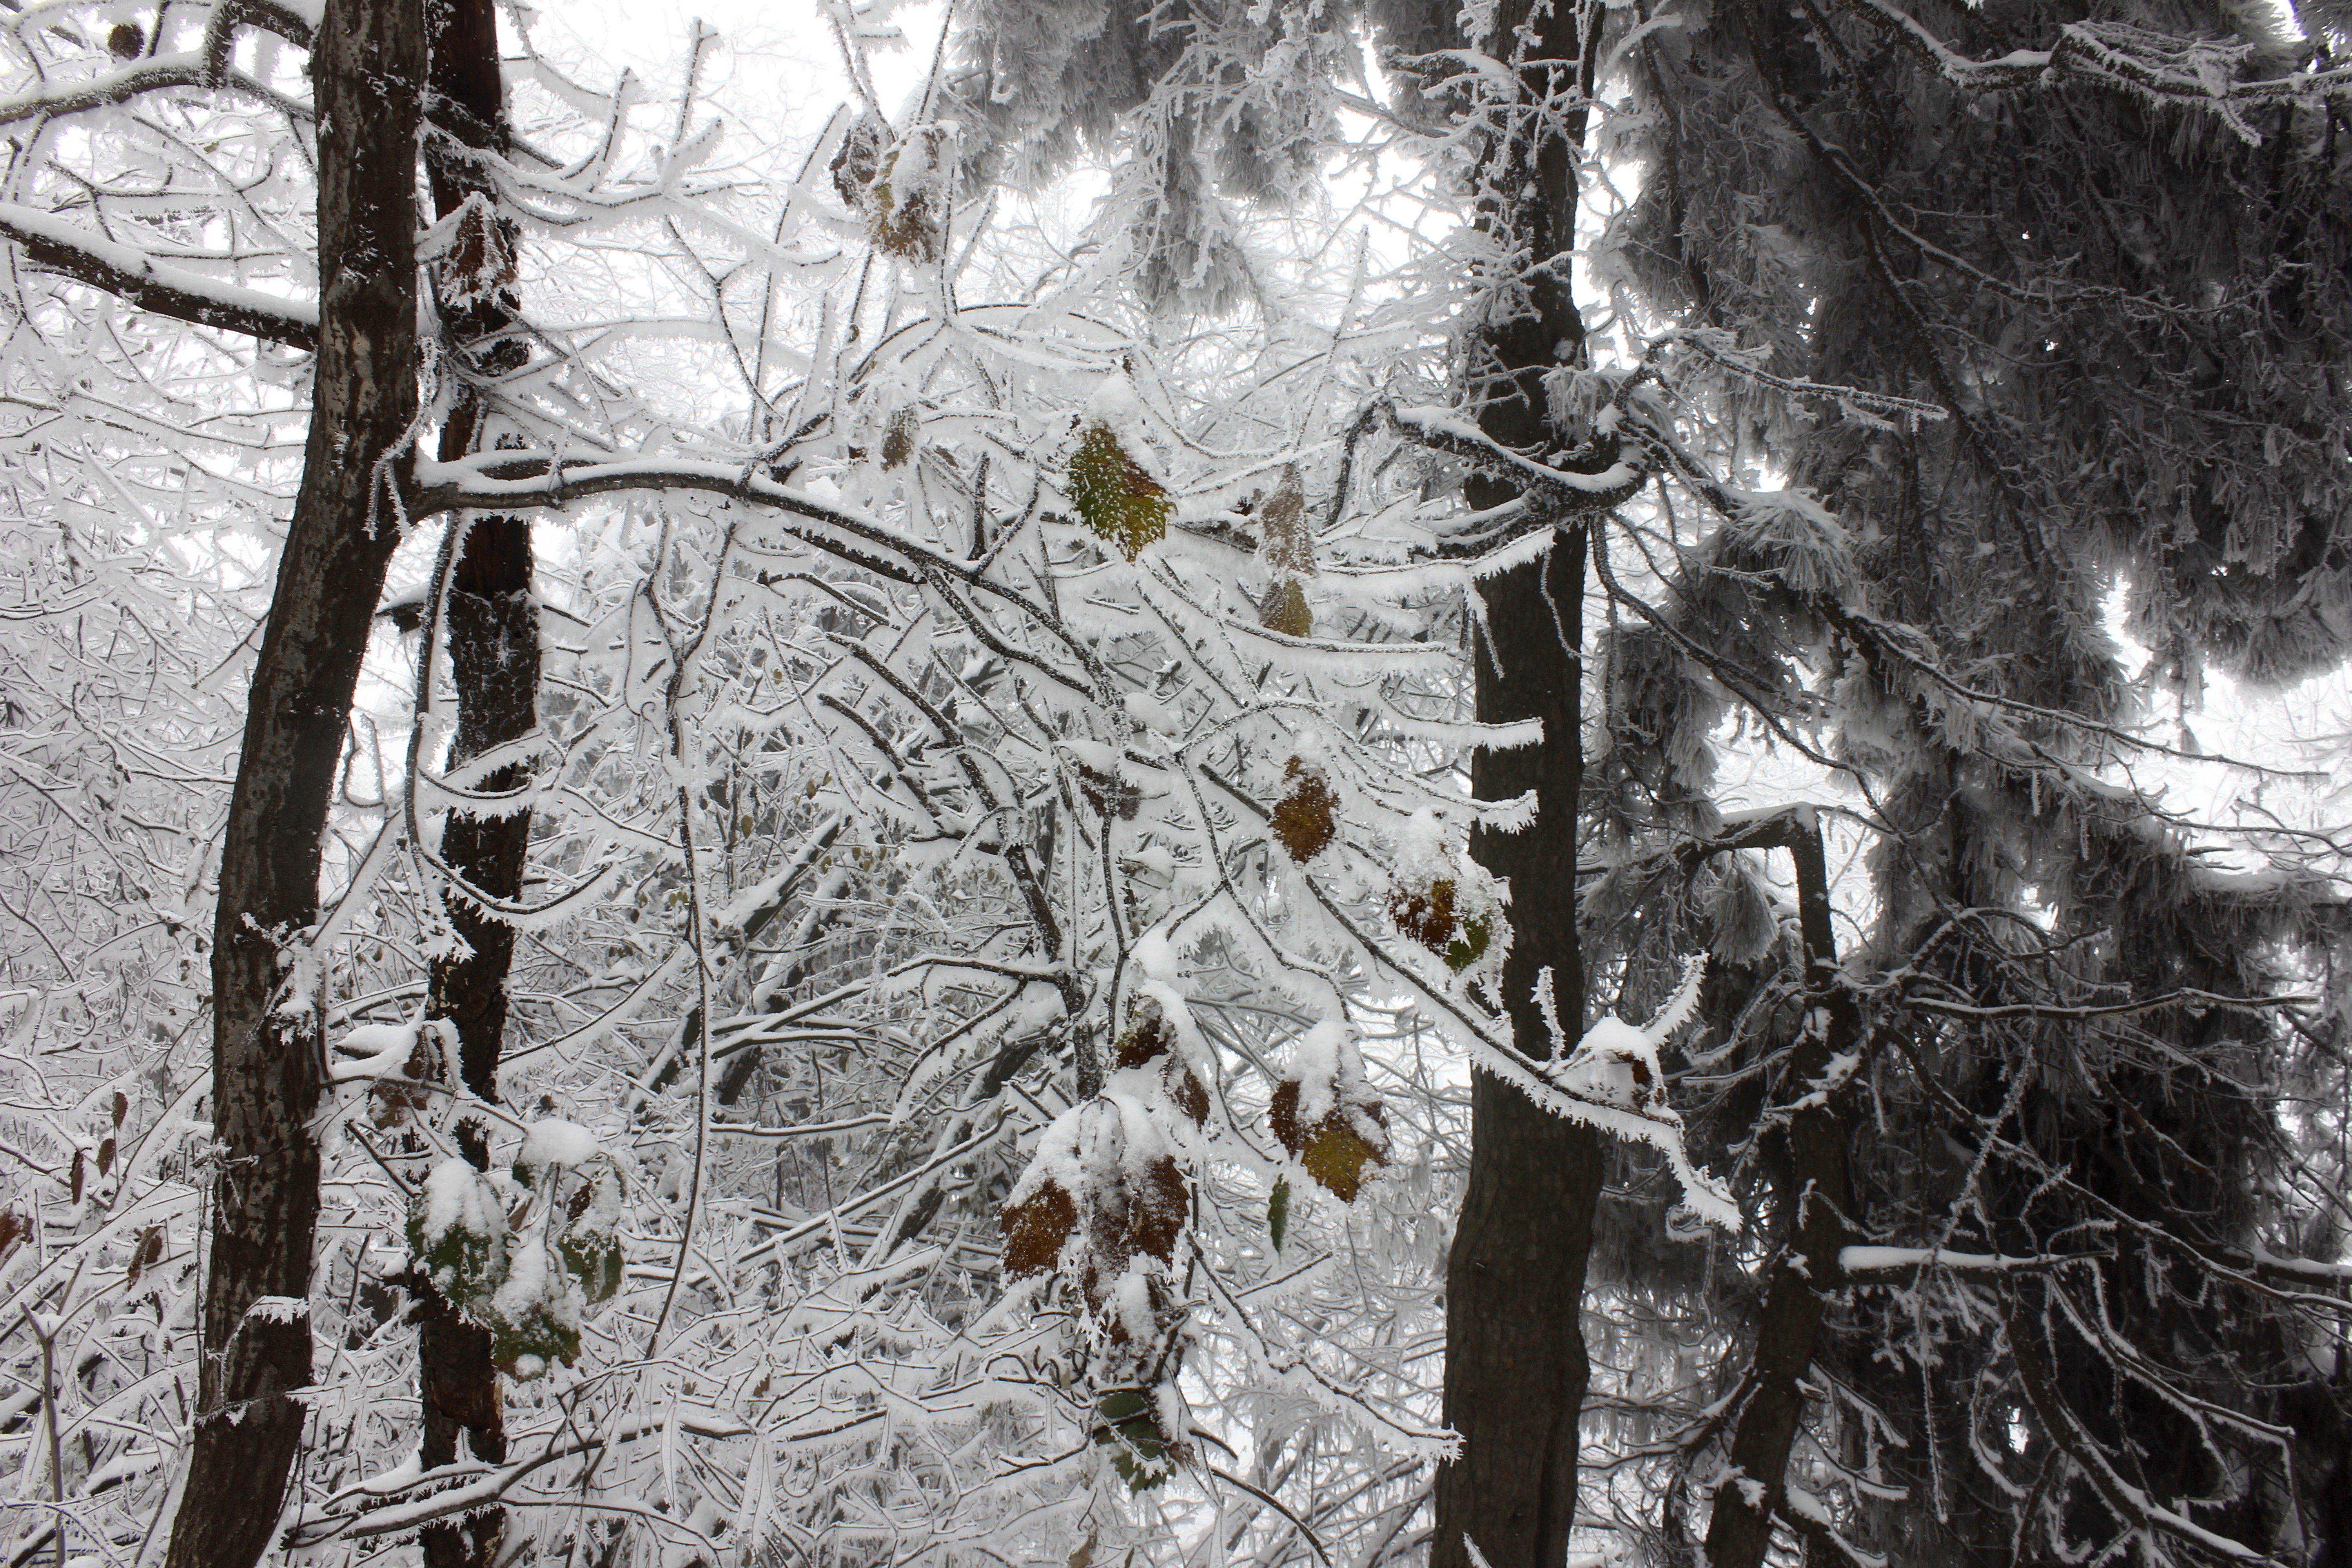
[
  {"xmin": 1702, "ymin": 814, "xmax": 1859, "ymax": 1568},
  {"xmin": 415, "ymin": 2, "xmax": 534, "ymax": 1562},
  {"xmin": 163, "ymin": 0, "xmax": 423, "ymax": 1562},
  {"xmin": 1431, "ymin": 4, "xmax": 1608, "ymax": 1561}
]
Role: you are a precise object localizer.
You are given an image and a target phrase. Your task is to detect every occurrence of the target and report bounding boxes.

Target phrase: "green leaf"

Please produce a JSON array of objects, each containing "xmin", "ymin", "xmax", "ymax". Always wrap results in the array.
[
  {"xmin": 406, "ymin": 1168, "xmax": 508, "ymax": 1317},
  {"xmin": 559, "ymin": 1230, "xmax": 624, "ymax": 1305},
  {"xmin": 1445, "ymin": 914, "xmax": 1492, "ymax": 973},
  {"xmin": 1268, "ymin": 1177, "xmax": 1291, "ymax": 1252},
  {"xmin": 1067, "ymin": 423, "xmax": 1170, "ymax": 560},
  {"xmin": 1094, "ymin": 1388, "xmax": 1173, "ymax": 1493},
  {"xmin": 490, "ymin": 1296, "xmax": 580, "ymax": 1381}
]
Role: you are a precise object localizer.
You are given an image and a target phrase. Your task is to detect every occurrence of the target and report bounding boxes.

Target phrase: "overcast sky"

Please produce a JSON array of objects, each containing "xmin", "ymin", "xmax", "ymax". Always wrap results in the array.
[{"xmin": 522, "ymin": 0, "xmax": 941, "ymax": 147}]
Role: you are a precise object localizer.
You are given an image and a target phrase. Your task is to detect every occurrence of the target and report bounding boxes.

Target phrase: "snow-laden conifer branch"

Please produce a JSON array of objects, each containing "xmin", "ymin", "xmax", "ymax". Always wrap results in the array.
[{"xmin": 1828, "ymin": 0, "xmax": 2352, "ymax": 137}]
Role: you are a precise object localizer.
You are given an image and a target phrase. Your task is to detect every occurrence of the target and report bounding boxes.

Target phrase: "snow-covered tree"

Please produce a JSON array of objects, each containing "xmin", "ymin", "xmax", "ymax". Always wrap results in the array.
[
  {"xmin": 1578, "ymin": 0, "xmax": 2352, "ymax": 1561},
  {"xmin": 5, "ymin": 2, "xmax": 2350, "ymax": 1568}
]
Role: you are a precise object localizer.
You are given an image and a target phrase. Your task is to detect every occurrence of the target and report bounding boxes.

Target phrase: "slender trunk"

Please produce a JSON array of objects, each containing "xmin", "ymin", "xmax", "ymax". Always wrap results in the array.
[
  {"xmin": 416, "ymin": 4, "xmax": 534, "ymax": 1563},
  {"xmin": 165, "ymin": 0, "xmax": 423, "ymax": 1562},
  {"xmin": 1432, "ymin": 6, "xmax": 1607, "ymax": 1564},
  {"xmin": 1440, "ymin": 528, "xmax": 1598, "ymax": 1568},
  {"xmin": 1703, "ymin": 817, "xmax": 1859, "ymax": 1568}
]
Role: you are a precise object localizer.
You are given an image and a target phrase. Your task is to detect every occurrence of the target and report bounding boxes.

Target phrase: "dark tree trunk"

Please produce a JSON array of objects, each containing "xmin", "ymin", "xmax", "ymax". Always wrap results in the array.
[
  {"xmin": 1703, "ymin": 817, "xmax": 1859, "ymax": 1568},
  {"xmin": 416, "ymin": 3, "xmax": 534, "ymax": 1563},
  {"xmin": 1431, "ymin": 4, "xmax": 1609, "ymax": 1563},
  {"xmin": 1439, "ymin": 524, "xmax": 1599, "ymax": 1568},
  {"xmin": 164, "ymin": 0, "xmax": 424, "ymax": 1562}
]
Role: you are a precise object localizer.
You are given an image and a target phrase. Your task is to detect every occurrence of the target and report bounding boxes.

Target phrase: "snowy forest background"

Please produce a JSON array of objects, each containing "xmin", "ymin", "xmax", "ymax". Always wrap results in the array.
[{"xmin": 2, "ymin": 0, "xmax": 2349, "ymax": 1563}]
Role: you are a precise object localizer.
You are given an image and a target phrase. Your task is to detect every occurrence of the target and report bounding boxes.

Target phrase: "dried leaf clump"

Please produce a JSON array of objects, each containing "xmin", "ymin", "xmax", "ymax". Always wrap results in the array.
[
  {"xmin": 829, "ymin": 110, "xmax": 888, "ymax": 208},
  {"xmin": 997, "ymin": 1152, "xmax": 1189, "ymax": 1312},
  {"xmin": 1387, "ymin": 877, "xmax": 1493, "ymax": 972},
  {"xmin": 864, "ymin": 127, "xmax": 954, "ymax": 264},
  {"xmin": 1269, "ymin": 756, "xmax": 1336, "ymax": 863},
  {"xmin": 1254, "ymin": 464, "xmax": 1314, "ymax": 634},
  {"xmin": 1068, "ymin": 423, "xmax": 1171, "ymax": 559},
  {"xmin": 1115, "ymin": 999, "xmax": 1210, "ymax": 1124},
  {"xmin": 998, "ymin": 1093, "xmax": 1192, "ymax": 1329}
]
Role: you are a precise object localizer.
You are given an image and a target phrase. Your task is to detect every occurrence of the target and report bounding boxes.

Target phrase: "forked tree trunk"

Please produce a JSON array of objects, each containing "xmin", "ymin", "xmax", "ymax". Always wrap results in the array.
[
  {"xmin": 1431, "ymin": 3, "xmax": 1609, "ymax": 1563},
  {"xmin": 165, "ymin": 0, "xmax": 424, "ymax": 1563},
  {"xmin": 416, "ymin": 1, "xmax": 537, "ymax": 1562}
]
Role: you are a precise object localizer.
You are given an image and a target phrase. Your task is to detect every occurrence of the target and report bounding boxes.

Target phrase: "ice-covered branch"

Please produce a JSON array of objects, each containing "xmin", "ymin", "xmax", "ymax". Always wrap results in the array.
[{"xmin": 0, "ymin": 203, "xmax": 317, "ymax": 349}]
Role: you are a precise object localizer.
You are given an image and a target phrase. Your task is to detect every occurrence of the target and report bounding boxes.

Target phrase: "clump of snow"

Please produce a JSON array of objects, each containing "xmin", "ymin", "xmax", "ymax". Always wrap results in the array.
[
  {"xmin": 516, "ymin": 1118, "xmax": 600, "ymax": 1182},
  {"xmin": 1131, "ymin": 925, "xmax": 1178, "ymax": 982},
  {"xmin": 1545, "ymin": 956, "xmax": 1705, "ymax": 1116},
  {"xmin": 418, "ymin": 1157, "xmax": 503, "ymax": 1258},
  {"xmin": 1123, "ymin": 691, "xmax": 1181, "ymax": 735},
  {"xmin": 1510, "ymin": 956, "xmax": 1740, "ymax": 1232},
  {"xmin": 1286, "ymin": 1019, "xmax": 1351, "ymax": 1127}
]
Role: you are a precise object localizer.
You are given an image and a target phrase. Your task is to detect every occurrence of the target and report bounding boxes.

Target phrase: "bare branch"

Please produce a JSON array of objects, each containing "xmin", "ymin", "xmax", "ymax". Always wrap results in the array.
[{"xmin": 0, "ymin": 202, "xmax": 317, "ymax": 349}]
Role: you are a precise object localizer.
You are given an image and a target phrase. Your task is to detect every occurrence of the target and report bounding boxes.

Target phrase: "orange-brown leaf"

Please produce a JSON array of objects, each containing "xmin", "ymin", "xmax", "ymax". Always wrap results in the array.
[
  {"xmin": 1388, "ymin": 878, "xmax": 1460, "ymax": 956},
  {"xmin": 1270, "ymin": 758, "xmax": 1335, "ymax": 863},
  {"xmin": 127, "ymin": 1224, "xmax": 163, "ymax": 1287},
  {"xmin": 1123, "ymin": 1155, "xmax": 1190, "ymax": 1269},
  {"xmin": 1169, "ymin": 1068, "xmax": 1209, "ymax": 1126},
  {"xmin": 1270, "ymin": 1081, "xmax": 1388, "ymax": 1202},
  {"xmin": 1300, "ymin": 1114, "xmax": 1386, "ymax": 1203},
  {"xmin": 1115, "ymin": 1006, "xmax": 1174, "ymax": 1069},
  {"xmin": 1000, "ymin": 1179, "xmax": 1078, "ymax": 1280},
  {"xmin": 881, "ymin": 407, "xmax": 919, "ymax": 470}
]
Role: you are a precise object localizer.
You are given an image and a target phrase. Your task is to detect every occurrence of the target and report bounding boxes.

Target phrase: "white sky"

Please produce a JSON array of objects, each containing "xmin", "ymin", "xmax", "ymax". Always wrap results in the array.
[{"xmin": 519, "ymin": 0, "xmax": 942, "ymax": 144}]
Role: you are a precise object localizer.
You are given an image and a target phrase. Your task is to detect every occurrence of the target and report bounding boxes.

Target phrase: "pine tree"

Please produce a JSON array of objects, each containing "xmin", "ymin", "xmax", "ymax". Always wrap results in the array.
[{"xmin": 1597, "ymin": 0, "xmax": 2352, "ymax": 1560}]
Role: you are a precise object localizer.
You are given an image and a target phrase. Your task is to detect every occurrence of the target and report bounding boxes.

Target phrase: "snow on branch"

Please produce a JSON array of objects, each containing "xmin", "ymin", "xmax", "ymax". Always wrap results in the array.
[
  {"xmin": 0, "ymin": 202, "xmax": 318, "ymax": 348},
  {"xmin": 1832, "ymin": 0, "xmax": 2352, "ymax": 141},
  {"xmin": 1489, "ymin": 955, "xmax": 1742, "ymax": 1232}
]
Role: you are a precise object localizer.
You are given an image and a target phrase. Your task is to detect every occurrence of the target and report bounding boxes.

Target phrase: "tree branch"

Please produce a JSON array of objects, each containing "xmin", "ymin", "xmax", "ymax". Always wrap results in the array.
[{"xmin": 0, "ymin": 202, "xmax": 317, "ymax": 349}]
